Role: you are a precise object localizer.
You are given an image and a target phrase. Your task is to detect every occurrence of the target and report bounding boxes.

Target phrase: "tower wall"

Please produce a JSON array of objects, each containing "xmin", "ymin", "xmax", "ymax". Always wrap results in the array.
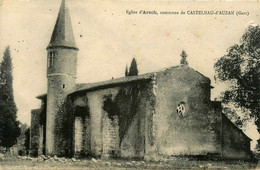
[
  {"xmin": 47, "ymin": 48, "xmax": 77, "ymax": 77},
  {"xmin": 46, "ymin": 48, "xmax": 78, "ymax": 155}
]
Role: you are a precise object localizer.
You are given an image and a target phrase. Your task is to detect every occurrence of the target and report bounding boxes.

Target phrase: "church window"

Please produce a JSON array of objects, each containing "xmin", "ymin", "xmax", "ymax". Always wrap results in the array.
[
  {"xmin": 63, "ymin": 84, "xmax": 65, "ymax": 89},
  {"xmin": 48, "ymin": 51, "xmax": 55, "ymax": 67},
  {"xmin": 177, "ymin": 102, "xmax": 186, "ymax": 117}
]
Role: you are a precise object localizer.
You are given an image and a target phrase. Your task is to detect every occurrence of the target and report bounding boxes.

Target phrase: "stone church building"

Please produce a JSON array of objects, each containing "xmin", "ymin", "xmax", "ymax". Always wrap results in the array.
[{"xmin": 30, "ymin": 0, "xmax": 252, "ymax": 160}]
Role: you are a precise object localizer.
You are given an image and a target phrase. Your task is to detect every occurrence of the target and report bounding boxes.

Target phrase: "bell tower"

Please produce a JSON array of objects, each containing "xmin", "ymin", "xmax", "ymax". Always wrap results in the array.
[{"xmin": 46, "ymin": 0, "xmax": 78, "ymax": 155}]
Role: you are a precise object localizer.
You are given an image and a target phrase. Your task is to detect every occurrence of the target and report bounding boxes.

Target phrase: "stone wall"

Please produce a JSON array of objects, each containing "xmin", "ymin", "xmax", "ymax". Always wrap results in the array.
[
  {"xmin": 102, "ymin": 113, "xmax": 119, "ymax": 158},
  {"xmin": 46, "ymin": 47, "xmax": 77, "ymax": 156},
  {"xmin": 84, "ymin": 117, "xmax": 91, "ymax": 155},
  {"xmin": 113, "ymin": 85, "xmax": 149, "ymax": 159},
  {"xmin": 47, "ymin": 48, "xmax": 78, "ymax": 78},
  {"xmin": 208, "ymin": 101, "xmax": 223, "ymax": 156},
  {"xmin": 72, "ymin": 96, "xmax": 91, "ymax": 157},
  {"xmin": 38, "ymin": 125, "xmax": 44, "ymax": 156},
  {"xmin": 87, "ymin": 87, "xmax": 120, "ymax": 157},
  {"xmin": 222, "ymin": 114, "xmax": 252, "ymax": 160},
  {"xmin": 209, "ymin": 101, "xmax": 252, "ymax": 160},
  {"xmin": 74, "ymin": 117, "xmax": 84, "ymax": 154},
  {"xmin": 30, "ymin": 109, "xmax": 43, "ymax": 157},
  {"xmin": 154, "ymin": 66, "xmax": 216, "ymax": 157},
  {"xmin": 30, "ymin": 97, "xmax": 46, "ymax": 157},
  {"xmin": 73, "ymin": 81, "xmax": 151, "ymax": 158},
  {"xmin": 46, "ymin": 75, "xmax": 75, "ymax": 156},
  {"xmin": 52, "ymin": 65, "xmax": 252, "ymax": 160},
  {"xmin": 73, "ymin": 116, "xmax": 92, "ymax": 157},
  {"xmin": 120, "ymin": 110, "xmax": 146, "ymax": 158},
  {"xmin": 53, "ymin": 98, "xmax": 75, "ymax": 157}
]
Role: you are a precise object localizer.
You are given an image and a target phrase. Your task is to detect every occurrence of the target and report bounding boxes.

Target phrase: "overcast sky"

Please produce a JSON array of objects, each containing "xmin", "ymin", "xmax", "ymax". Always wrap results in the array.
[{"xmin": 0, "ymin": 0, "xmax": 259, "ymax": 148}]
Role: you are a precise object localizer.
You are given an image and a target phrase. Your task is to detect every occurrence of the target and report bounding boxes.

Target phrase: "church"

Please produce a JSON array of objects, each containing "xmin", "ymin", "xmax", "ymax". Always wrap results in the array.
[{"xmin": 30, "ymin": 0, "xmax": 252, "ymax": 160}]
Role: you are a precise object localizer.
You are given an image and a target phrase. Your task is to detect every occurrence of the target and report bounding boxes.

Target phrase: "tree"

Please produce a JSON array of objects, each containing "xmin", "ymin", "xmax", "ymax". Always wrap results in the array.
[
  {"xmin": 222, "ymin": 106, "xmax": 249, "ymax": 128},
  {"xmin": 180, "ymin": 50, "xmax": 188, "ymax": 65},
  {"xmin": 125, "ymin": 65, "xmax": 129, "ymax": 77},
  {"xmin": 128, "ymin": 58, "xmax": 138, "ymax": 76},
  {"xmin": 0, "ymin": 46, "xmax": 20, "ymax": 148},
  {"xmin": 15, "ymin": 123, "xmax": 28, "ymax": 155},
  {"xmin": 214, "ymin": 24, "xmax": 260, "ymax": 146}
]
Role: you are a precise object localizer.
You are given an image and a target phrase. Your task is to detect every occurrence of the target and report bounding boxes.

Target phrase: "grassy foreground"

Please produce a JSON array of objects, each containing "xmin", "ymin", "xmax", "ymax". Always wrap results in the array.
[{"xmin": 0, "ymin": 156, "xmax": 258, "ymax": 170}]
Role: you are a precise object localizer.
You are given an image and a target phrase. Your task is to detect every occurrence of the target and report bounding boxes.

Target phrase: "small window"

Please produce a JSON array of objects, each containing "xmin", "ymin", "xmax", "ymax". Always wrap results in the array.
[
  {"xmin": 62, "ymin": 84, "xmax": 65, "ymax": 89},
  {"xmin": 177, "ymin": 102, "xmax": 186, "ymax": 117},
  {"xmin": 48, "ymin": 51, "xmax": 55, "ymax": 67}
]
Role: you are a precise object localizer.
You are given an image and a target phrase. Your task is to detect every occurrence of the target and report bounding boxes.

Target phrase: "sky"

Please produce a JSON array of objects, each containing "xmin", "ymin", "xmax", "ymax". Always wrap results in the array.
[{"xmin": 0, "ymin": 0, "xmax": 259, "ymax": 148}]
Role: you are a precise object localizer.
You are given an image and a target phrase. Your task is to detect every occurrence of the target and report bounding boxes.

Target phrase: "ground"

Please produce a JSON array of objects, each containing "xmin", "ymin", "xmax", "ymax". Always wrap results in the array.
[{"xmin": 0, "ymin": 156, "xmax": 258, "ymax": 170}]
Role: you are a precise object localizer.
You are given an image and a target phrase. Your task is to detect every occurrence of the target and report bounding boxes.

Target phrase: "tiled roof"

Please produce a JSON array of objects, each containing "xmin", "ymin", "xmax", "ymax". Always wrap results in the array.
[
  {"xmin": 36, "ymin": 93, "xmax": 47, "ymax": 99},
  {"xmin": 36, "ymin": 65, "xmax": 209, "ymax": 98},
  {"xmin": 36, "ymin": 83, "xmax": 87, "ymax": 99},
  {"xmin": 47, "ymin": 0, "xmax": 77, "ymax": 49},
  {"xmin": 35, "ymin": 73, "xmax": 154, "ymax": 99},
  {"xmin": 72, "ymin": 72, "xmax": 155, "ymax": 95}
]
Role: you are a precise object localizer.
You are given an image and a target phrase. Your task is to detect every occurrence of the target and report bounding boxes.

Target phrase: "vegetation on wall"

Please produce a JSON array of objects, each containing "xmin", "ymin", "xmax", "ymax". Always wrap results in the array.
[
  {"xmin": 103, "ymin": 94, "xmax": 120, "ymax": 121},
  {"xmin": 30, "ymin": 110, "xmax": 41, "ymax": 156},
  {"xmin": 74, "ymin": 105, "xmax": 90, "ymax": 120},
  {"xmin": 55, "ymin": 98, "xmax": 74, "ymax": 157},
  {"xmin": 0, "ymin": 46, "xmax": 20, "ymax": 149},
  {"xmin": 103, "ymin": 84, "xmax": 144, "ymax": 144}
]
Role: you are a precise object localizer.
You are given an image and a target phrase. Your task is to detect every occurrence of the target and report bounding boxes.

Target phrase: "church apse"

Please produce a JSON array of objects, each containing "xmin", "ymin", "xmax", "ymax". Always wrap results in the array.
[{"xmin": 154, "ymin": 66, "xmax": 217, "ymax": 157}]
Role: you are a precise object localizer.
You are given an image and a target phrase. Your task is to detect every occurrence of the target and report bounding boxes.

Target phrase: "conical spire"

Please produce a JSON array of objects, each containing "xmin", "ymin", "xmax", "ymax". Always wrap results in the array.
[{"xmin": 48, "ymin": 0, "xmax": 78, "ymax": 49}]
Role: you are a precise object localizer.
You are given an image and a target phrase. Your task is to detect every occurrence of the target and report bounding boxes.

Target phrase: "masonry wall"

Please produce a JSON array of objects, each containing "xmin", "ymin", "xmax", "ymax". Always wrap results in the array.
[
  {"xmin": 87, "ymin": 87, "xmax": 120, "ymax": 157},
  {"xmin": 30, "ymin": 109, "xmax": 44, "ymax": 157},
  {"xmin": 209, "ymin": 102, "xmax": 252, "ymax": 160},
  {"xmin": 73, "ymin": 81, "xmax": 151, "ymax": 158},
  {"xmin": 222, "ymin": 114, "xmax": 252, "ymax": 160},
  {"xmin": 119, "ymin": 85, "xmax": 148, "ymax": 158},
  {"xmin": 46, "ymin": 75, "xmax": 75, "ymax": 156},
  {"xmin": 74, "ymin": 116, "xmax": 84, "ymax": 154},
  {"xmin": 72, "ymin": 96, "xmax": 91, "ymax": 157},
  {"xmin": 154, "ymin": 66, "xmax": 217, "ymax": 157},
  {"xmin": 102, "ymin": 113, "xmax": 120, "ymax": 158},
  {"xmin": 208, "ymin": 102, "xmax": 223, "ymax": 156},
  {"xmin": 46, "ymin": 47, "xmax": 77, "ymax": 156},
  {"xmin": 84, "ymin": 117, "xmax": 91, "ymax": 155},
  {"xmin": 68, "ymin": 66, "xmax": 252, "ymax": 160},
  {"xmin": 47, "ymin": 48, "xmax": 78, "ymax": 78}
]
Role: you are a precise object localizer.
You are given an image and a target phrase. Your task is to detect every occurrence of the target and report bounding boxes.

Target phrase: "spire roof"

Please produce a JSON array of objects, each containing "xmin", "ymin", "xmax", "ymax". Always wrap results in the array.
[{"xmin": 48, "ymin": 0, "xmax": 78, "ymax": 49}]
